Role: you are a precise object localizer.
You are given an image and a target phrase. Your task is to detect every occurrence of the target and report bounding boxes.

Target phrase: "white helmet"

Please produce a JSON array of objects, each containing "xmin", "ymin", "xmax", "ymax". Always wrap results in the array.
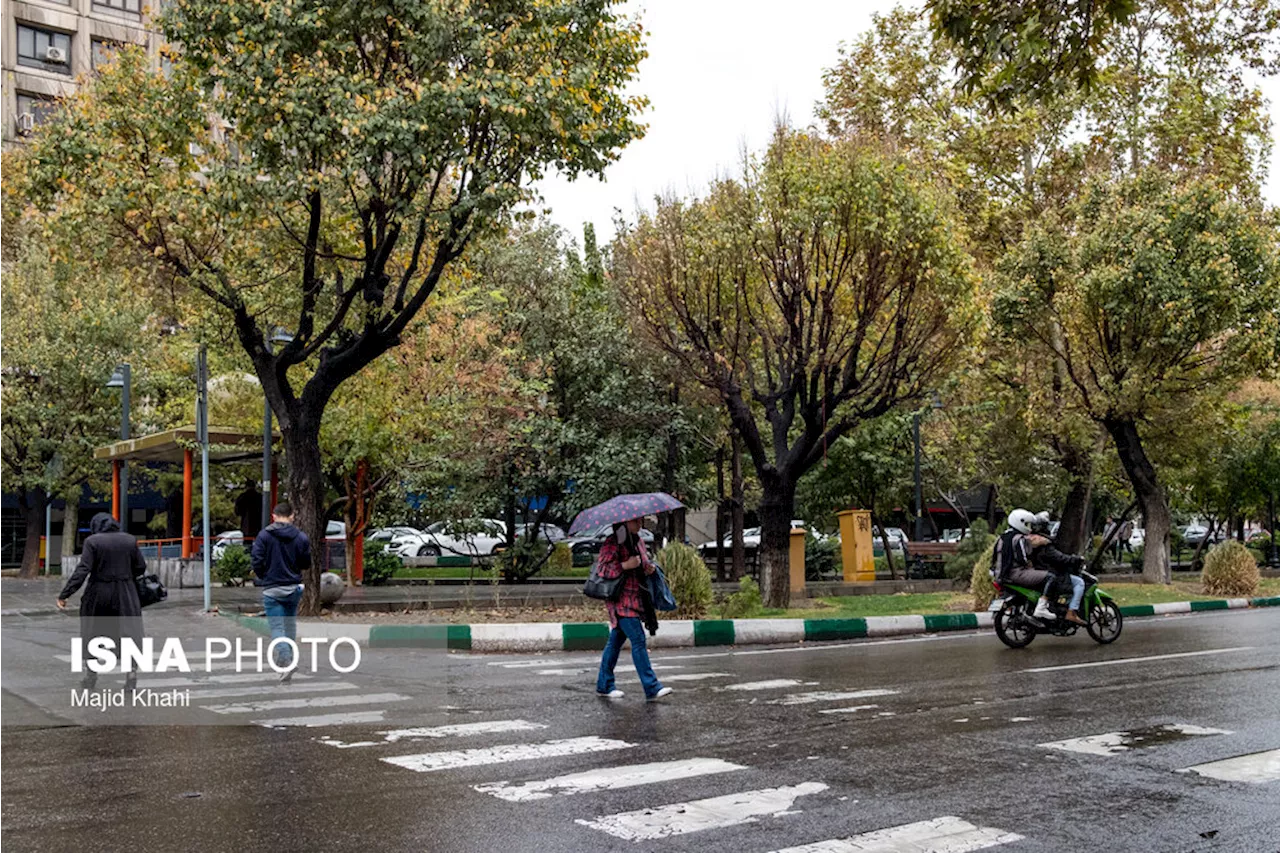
[{"xmin": 1007, "ymin": 509, "xmax": 1036, "ymax": 534}]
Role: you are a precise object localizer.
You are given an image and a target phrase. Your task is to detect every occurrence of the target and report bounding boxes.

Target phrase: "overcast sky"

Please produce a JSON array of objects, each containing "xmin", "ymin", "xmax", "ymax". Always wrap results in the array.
[{"xmin": 532, "ymin": 0, "xmax": 1280, "ymax": 245}]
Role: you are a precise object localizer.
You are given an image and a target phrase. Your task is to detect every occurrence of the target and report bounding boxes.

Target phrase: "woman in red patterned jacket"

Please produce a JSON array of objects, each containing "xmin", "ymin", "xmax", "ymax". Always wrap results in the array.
[{"xmin": 594, "ymin": 518, "xmax": 673, "ymax": 701}]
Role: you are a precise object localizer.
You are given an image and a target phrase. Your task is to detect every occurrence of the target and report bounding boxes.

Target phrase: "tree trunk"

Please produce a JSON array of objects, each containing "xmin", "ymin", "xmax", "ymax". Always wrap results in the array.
[
  {"xmin": 1190, "ymin": 516, "xmax": 1217, "ymax": 570},
  {"xmin": 730, "ymin": 431, "xmax": 746, "ymax": 581},
  {"xmin": 18, "ymin": 487, "xmax": 47, "ymax": 579},
  {"xmin": 1105, "ymin": 418, "xmax": 1172, "ymax": 583},
  {"xmin": 282, "ymin": 419, "xmax": 327, "ymax": 615},
  {"xmin": 62, "ymin": 498, "xmax": 80, "ymax": 560},
  {"xmin": 757, "ymin": 476, "xmax": 796, "ymax": 609},
  {"xmin": 872, "ymin": 512, "xmax": 898, "ymax": 580},
  {"xmin": 1056, "ymin": 474, "xmax": 1093, "ymax": 555},
  {"xmin": 714, "ymin": 447, "xmax": 726, "ymax": 581}
]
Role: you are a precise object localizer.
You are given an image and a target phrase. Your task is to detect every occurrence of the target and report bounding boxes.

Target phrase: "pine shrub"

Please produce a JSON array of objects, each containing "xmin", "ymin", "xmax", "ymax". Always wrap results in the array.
[
  {"xmin": 362, "ymin": 542, "xmax": 401, "ymax": 586},
  {"xmin": 720, "ymin": 577, "xmax": 763, "ymax": 619},
  {"xmin": 655, "ymin": 543, "xmax": 713, "ymax": 620},
  {"xmin": 970, "ymin": 540, "xmax": 998, "ymax": 611},
  {"xmin": 1201, "ymin": 540, "xmax": 1260, "ymax": 597},
  {"xmin": 216, "ymin": 544, "xmax": 252, "ymax": 586}
]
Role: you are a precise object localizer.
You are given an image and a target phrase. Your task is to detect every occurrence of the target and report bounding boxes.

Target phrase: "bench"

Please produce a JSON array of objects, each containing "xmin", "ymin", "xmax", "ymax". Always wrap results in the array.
[{"xmin": 903, "ymin": 541, "xmax": 959, "ymax": 579}]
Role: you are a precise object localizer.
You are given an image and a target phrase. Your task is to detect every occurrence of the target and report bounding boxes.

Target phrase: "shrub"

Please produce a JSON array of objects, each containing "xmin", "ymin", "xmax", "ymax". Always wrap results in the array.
[
  {"xmin": 655, "ymin": 543, "xmax": 713, "ymax": 620},
  {"xmin": 362, "ymin": 542, "xmax": 401, "ymax": 586},
  {"xmin": 946, "ymin": 519, "xmax": 994, "ymax": 585},
  {"xmin": 547, "ymin": 542, "xmax": 573, "ymax": 575},
  {"xmin": 216, "ymin": 544, "xmax": 252, "ymax": 587},
  {"xmin": 1128, "ymin": 545, "xmax": 1145, "ymax": 572},
  {"xmin": 969, "ymin": 540, "xmax": 998, "ymax": 611},
  {"xmin": 1201, "ymin": 540, "xmax": 1260, "ymax": 597},
  {"xmin": 805, "ymin": 534, "xmax": 840, "ymax": 580},
  {"xmin": 720, "ymin": 577, "xmax": 763, "ymax": 619},
  {"xmin": 1247, "ymin": 546, "xmax": 1267, "ymax": 567}
]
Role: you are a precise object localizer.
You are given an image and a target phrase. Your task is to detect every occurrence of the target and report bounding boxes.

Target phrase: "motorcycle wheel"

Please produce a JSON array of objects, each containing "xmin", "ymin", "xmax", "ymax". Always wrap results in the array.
[
  {"xmin": 1086, "ymin": 600, "xmax": 1123, "ymax": 644},
  {"xmin": 995, "ymin": 600, "xmax": 1036, "ymax": 648}
]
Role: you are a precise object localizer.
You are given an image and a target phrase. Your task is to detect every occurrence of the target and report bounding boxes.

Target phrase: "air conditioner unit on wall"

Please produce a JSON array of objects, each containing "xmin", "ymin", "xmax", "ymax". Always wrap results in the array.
[
  {"xmin": 17, "ymin": 113, "xmax": 35, "ymax": 135},
  {"xmin": 43, "ymin": 46, "xmax": 66, "ymax": 63}
]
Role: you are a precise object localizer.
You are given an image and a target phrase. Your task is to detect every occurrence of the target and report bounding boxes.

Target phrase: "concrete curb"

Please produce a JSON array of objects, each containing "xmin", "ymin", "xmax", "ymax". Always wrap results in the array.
[{"xmin": 221, "ymin": 596, "xmax": 1280, "ymax": 653}]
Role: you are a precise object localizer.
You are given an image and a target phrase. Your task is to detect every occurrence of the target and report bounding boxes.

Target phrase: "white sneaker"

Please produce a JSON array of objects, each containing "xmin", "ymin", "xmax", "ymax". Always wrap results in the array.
[
  {"xmin": 597, "ymin": 689, "xmax": 624, "ymax": 699},
  {"xmin": 1032, "ymin": 600, "xmax": 1055, "ymax": 620},
  {"xmin": 648, "ymin": 687, "xmax": 674, "ymax": 702}
]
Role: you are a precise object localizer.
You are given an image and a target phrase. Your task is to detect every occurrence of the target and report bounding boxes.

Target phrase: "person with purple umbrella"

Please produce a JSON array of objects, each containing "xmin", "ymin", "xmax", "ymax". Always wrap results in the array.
[{"xmin": 594, "ymin": 517, "xmax": 673, "ymax": 702}]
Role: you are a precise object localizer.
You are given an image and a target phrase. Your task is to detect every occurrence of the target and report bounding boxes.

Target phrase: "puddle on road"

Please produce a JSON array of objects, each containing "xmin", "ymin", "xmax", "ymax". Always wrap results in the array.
[{"xmin": 1040, "ymin": 723, "xmax": 1231, "ymax": 756}]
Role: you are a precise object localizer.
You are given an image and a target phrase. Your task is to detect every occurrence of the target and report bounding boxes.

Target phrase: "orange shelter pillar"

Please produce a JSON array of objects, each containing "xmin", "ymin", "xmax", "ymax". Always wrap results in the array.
[
  {"xmin": 181, "ymin": 448, "xmax": 194, "ymax": 559},
  {"xmin": 111, "ymin": 461, "xmax": 121, "ymax": 521}
]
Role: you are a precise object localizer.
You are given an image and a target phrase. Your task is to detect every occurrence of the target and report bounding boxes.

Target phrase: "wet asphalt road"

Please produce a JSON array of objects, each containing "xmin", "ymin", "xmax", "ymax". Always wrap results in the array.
[{"xmin": 2, "ymin": 606, "xmax": 1278, "ymax": 853}]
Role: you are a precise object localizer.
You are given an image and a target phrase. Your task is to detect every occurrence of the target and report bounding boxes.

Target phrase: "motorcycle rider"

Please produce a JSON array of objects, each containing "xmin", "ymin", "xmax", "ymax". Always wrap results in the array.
[
  {"xmin": 992, "ymin": 509, "xmax": 1058, "ymax": 622},
  {"xmin": 1028, "ymin": 513, "xmax": 1087, "ymax": 625}
]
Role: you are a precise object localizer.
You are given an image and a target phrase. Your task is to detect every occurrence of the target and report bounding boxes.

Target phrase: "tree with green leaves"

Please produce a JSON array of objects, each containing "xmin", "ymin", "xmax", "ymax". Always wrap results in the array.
[
  {"xmin": 994, "ymin": 175, "xmax": 1279, "ymax": 582},
  {"xmin": 617, "ymin": 129, "xmax": 980, "ymax": 608},
  {"xmin": 12, "ymin": 1, "xmax": 647, "ymax": 613},
  {"xmin": 0, "ymin": 234, "xmax": 156, "ymax": 577}
]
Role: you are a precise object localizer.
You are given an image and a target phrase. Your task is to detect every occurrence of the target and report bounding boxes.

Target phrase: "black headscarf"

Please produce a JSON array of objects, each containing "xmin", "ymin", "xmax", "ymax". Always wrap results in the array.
[{"xmin": 89, "ymin": 512, "xmax": 121, "ymax": 535}]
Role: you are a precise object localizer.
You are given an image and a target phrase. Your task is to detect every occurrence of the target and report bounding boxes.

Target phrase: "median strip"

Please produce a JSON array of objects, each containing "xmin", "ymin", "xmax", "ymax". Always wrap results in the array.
[{"xmin": 220, "ymin": 594, "xmax": 1278, "ymax": 652}]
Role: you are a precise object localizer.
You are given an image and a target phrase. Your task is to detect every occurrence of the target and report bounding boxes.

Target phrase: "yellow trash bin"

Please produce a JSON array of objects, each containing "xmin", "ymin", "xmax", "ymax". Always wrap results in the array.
[{"xmin": 837, "ymin": 510, "xmax": 876, "ymax": 583}]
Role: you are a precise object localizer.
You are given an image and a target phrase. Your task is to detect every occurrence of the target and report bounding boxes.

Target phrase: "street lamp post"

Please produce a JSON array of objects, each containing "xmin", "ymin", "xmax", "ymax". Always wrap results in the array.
[
  {"xmin": 912, "ymin": 413, "xmax": 923, "ymax": 542},
  {"xmin": 106, "ymin": 364, "xmax": 131, "ymax": 529},
  {"xmin": 1269, "ymin": 492, "xmax": 1280, "ymax": 570},
  {"xmin": 262, "ymin": 329, "xmax": 294, "ymax": 531}
]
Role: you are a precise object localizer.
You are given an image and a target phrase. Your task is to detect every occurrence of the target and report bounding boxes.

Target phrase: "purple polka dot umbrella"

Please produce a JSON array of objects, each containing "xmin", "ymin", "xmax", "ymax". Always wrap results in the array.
[{"xmin": 568, "ymin": 492, "xmax": 685, "ymax": 536}]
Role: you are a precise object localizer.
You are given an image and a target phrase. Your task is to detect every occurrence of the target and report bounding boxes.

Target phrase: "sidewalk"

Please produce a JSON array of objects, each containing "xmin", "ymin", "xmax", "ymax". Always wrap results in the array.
[{"xmin": 222, "ymin": 594, "xmax": 1280, "ymax": 653}]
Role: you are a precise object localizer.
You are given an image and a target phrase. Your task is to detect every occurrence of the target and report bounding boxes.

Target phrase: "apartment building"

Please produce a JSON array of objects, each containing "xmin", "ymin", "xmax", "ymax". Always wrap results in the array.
[{"xmin": 3, "ymin": 0, "xmax": 164, "ymax": 144}]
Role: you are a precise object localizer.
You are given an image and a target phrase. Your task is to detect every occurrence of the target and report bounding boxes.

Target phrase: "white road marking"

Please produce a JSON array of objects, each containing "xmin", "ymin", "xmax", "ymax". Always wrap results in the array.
[
  {"xmin": 624, "ymin": 672, "xmax": 732, "ymax": 683},
  {"xmin": 538, "ymin": 665, "xmax": 686, "ymax": 676},
  {"xmin": 255, "ymin": 710, "xmax": 387, "ymax": 727},
  {"xmin": 203, "ymin": 692, "xmax": 409, "ymax": 714},
  {"xmin": 723, "ymin": 679, "xmax": 806, "ymax": 691},
  {"xmin": 771, "ymin": 690, "xmax": 899, "ymax": 706},
  {"xmin": 819, "ymin": 705, "xmax": 881, "ymax": 716},
  {"xmin": 770, "ymin": 815, "xmax": 1023, "ymax": 852},
  {"xmin": 185, "ymin": 681, "xmax": 358, "ymax": 700},
  {"xmin": 474, "ymin": 757, "xmax": 745, "ymax": 802},
  {"xmin": 1040, "ymin": 724, "xmax": 1231, "ymax": 756},
  {"xmin": 576, "ymin": 782, "xmax": 828, "ymax": 841},
  {"xmin": 1022, "ymin": 647, "xmax": 1254, "ymax": 673},
  {"xmin": 382, "ymin": 736, "xmax": 633, "ymax": 773},
  {"xmin": 317, "ymin": 719, "xmax": 548, "ymax": 748},
  {"xmin": 1183, "ymin": 749, "xmax": 1280, "ymax": 783}
]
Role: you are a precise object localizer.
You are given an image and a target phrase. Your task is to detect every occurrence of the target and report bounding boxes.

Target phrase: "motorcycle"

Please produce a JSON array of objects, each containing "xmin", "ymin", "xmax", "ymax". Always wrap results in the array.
[{"xmin": 990, "ymin": 569, "xmax": 1123, "ymax": 648}]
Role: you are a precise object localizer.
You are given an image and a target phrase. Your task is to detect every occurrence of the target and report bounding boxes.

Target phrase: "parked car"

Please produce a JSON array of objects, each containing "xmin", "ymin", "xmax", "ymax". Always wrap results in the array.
[
  {"xmin": 1128, "ymin": 527, "xmax": 1145, "ymax": 549},
  {"xmin": 368, "ymin": 526, "xmax": 426, "ymax": 558},
  {"xmin": 697, "ymin": 527, "xmax": 762, "ymax": 559},
  {"xmin": 210, "ymin": 530, "xmax": 244, "ymax": 561},
  {"xmin": 417, "ymin": 519, "xmax": 506, "ymax": 557},
  {"xmin": 871, "ymin": 527, "xmax": 907, "ymax": 550},
  {"xmin": 565, "ymin": 523, "xmax": 657, "ymax": 566},
  {"xmin": 515, "ymin": 522, "xmax": 567, "ymax": 544},
  {"xmin": 1181, "ymin": 525, "xmax": 1223, "ymax": 549}
]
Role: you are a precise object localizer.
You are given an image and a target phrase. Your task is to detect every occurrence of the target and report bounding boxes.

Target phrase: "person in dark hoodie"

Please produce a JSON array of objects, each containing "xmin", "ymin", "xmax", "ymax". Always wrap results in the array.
[
  {"xmin": 57, "ymin": 512, "xmax": 146, "ymax": 690},
  {"xmin": 250, "ymin": 502, "xmax": 311, "ymax": 681}
]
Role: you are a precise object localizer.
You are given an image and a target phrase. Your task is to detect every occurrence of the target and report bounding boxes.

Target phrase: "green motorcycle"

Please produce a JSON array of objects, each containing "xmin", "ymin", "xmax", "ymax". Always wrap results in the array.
[{"xmin": 991, "ymin": 569, "xmax": 1123, "ymax": 648}]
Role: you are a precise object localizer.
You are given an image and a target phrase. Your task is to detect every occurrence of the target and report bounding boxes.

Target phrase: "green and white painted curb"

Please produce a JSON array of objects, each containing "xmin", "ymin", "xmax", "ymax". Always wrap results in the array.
[{"xmin": 222, "ymin": 595, "xmax": 1280, "ymax": 653}]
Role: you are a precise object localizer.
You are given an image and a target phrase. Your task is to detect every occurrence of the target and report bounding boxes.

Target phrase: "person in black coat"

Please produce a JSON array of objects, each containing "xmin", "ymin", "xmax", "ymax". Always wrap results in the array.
[{"xmin": 57, "ymin": 512, "xmax": 146, "ymax": 689}]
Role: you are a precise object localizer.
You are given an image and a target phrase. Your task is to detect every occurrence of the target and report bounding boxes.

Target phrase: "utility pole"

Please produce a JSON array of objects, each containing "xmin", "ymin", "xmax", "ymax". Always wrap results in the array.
[
  {"xmin": 913, "ymin": 412, "xmax": 923, "ymax": 541},
  {"xmin": 197, "ymin": 346, "xmax": 212, "ymax": 612}
]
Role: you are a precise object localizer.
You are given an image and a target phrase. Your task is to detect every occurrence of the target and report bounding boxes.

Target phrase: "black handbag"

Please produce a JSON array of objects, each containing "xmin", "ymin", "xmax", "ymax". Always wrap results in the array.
[
  {"xmin": 136, "ymin": 573, "xmax": 168, "ymax": 608},
  {"xmin": 582, "ymin": 564, "xmax": 623, "ymax": 601}
]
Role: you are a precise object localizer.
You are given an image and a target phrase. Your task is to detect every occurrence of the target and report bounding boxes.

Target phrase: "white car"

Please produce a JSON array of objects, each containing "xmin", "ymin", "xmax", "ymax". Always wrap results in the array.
[
  {"xmin": 1129, "ymin": 527, "xmax": 1145, "ymax": 549},
  {"xmin": 368, "ymin": 526, "xmax": 426, "ymax": 557},
  {"xmin": 698, "ymin": 527, "xmax": 762, "ymax": 556},
  {"xmin": 210, "ymin": 530, "xmax": 244, "ymax": 561},
  {"xmin": 418, "ymin": 519, "xmax": 507, "ymax": 557},
  {"xmin": 872, "ymin": 527, "xmax": 908, "ymax": 550}
]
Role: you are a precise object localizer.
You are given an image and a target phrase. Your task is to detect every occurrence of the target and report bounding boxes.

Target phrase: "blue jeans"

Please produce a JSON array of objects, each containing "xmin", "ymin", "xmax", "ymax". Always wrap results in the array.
[
  {"xmin": 597, "ymin": 617, "xmax": 662, "ymax": 698},
  {"xmin": 1067, "ymin": 575, "xmax": 1085, "ymax": 612},
  {"xmin": 262, "ymin": 587, "xmax": 303, "ymax": 668}
]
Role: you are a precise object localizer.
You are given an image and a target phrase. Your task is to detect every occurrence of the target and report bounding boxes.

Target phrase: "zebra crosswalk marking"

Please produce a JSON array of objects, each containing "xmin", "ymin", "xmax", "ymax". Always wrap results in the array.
[
  {"xmin": 770, "ymin": 690, "xmax": 899, "ymax": 706},
  {"xmin": 769, "ymin": 815, "xmax": 1023, "ymax": 852},
  {"xmin": 316, "ymin": 720, "xmax": 548, "ymax": 749},
  {"xmin": 575, "ymin": 782, "xmax": 828, "ymax": 841},
  {"xmin": 473, "ymin": 757, "xmax": 746, "ymax": 802},
  {"xmin": 202, "ymin": 692, "xmax": 409, "ymax": 715},
  {"xmin": 382, "ymin": 736, "xmax": 634, "ymax": 773}
]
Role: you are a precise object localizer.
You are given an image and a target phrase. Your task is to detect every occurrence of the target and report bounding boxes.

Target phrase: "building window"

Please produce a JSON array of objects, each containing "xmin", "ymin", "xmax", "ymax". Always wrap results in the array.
[
  {"xmin": 16, "ymin": 24, "xmax": 73, "ymax": 75},
  {"xmin": 93, "ymin": 0, "xmax": 142, "ymax": 17},
  {"xmin": 15, "ymin": 93, "xmax": 59, "ymax": 135},
  {"xmin": 91, "ymin": 39, "xmax": 122, "ymax": 71}
]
